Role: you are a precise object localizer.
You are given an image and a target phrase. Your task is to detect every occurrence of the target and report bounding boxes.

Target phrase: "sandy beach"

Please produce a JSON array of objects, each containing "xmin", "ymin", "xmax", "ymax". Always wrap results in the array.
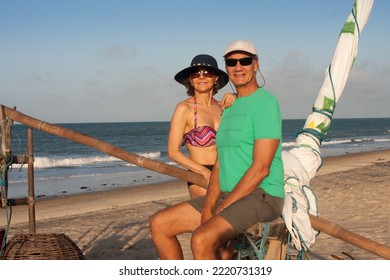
[{"xmin": 1, "ymin": 149, "xmax": 389, "ymax": 260}]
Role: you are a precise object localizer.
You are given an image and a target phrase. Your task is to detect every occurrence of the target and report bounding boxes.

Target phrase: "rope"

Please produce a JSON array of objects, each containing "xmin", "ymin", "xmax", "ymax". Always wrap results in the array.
[
  {"xmin": 286, "ymin": 233, "xmax": 292, "ymax": 260},
  {"xmin": 296, "ymin": 128, "xmax": 330, "ymax": 145},
  {"xmin": 312, "ymin": 108, "xmax": 333, "ymax": 119},
  {"xmin": 328, "ymin": 63, "xmax": 337, "ymax": 113},
  {"xmin": 297, "ymin": 249, "xmax": 304, "ymax": 260},
  {"xmin": 352, "ymin": 7, "xmax": 361, "ymax": 38},
  {"xmin": 256, "ymin": 223, "xmax": 270, "ymax": 259},
  {"xmin": 235, "ymin": 223, "xmax": 271, "ymax": 260}
]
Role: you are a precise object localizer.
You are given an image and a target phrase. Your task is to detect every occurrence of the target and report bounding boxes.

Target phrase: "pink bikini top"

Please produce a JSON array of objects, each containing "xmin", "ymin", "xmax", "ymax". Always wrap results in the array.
[{"xmin": 182, "ymin": 97, "xmax": 222, "ymax": 147}]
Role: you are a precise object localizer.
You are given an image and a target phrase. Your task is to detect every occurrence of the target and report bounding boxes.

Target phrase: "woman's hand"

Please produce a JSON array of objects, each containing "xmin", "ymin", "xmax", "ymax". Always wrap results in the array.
[{"xmin": 219, "ymin": 93, "xmax": 236, "ymax": 109}]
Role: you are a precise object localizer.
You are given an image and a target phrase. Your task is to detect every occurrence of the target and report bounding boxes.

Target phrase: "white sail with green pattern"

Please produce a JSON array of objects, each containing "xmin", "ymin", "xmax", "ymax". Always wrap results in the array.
[{"xmin": 282, "ymin": 0, "xmax": 374, "ymax": 253}]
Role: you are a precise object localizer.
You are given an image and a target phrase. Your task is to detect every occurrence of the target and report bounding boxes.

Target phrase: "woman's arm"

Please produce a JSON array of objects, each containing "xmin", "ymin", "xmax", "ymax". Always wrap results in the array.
[
  {"xmin": 219, "ymin": 93, "xmax": 236, "ymax": 109},
  {"xmin": 201, "ymin": 159, "xmax": 221, "ymax": 223},
  {"xmin": 167, "ymin": 102, "xmax": 212, "ymax": 182}
]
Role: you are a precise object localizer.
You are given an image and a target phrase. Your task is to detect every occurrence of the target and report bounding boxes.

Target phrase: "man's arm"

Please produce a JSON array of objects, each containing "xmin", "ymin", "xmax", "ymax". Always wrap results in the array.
[
  {"xmin": 216, "ymin": 138, "xmax": 280, "ymax": 214},
  {"xmin": 201, "ymin": 159, "xmax": 222, "ymax": 224}
]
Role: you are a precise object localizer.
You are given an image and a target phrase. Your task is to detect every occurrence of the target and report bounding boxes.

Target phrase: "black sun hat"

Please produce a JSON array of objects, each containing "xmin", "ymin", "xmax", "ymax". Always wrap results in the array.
[{"xmin": 174, "ymin": 54, "xmax": 229, "ymax": 90}]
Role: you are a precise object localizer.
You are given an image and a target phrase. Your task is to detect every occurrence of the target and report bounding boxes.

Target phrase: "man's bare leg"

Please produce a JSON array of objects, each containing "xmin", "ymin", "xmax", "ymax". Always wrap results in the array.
[
  {"xmin": 219, "ymin": 238, "xmax": 240, "ymax": 260},
  {"xmin": 191, "ymin": 215, "xmax": 236, "ymax": 260}
]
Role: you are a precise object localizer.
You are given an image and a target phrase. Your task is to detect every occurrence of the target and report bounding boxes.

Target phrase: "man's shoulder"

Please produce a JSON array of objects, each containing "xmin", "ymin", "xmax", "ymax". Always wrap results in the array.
[{"xmin": 254, "ymin": 88, "xmax": 278, "ymax": 102}]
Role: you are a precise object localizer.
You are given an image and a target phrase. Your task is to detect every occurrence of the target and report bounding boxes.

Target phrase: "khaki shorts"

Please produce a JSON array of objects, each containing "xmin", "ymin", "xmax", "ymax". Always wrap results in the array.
[{"xmin": 188, "ymin": 188, "xmax": 284, "ymax": 235}]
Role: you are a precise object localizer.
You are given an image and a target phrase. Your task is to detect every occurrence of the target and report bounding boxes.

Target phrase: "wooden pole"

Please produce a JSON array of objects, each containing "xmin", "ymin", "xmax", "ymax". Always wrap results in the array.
[
  {"xmin": 2, "ymin": 105, "xmax": 207, "ymax": 188},
  {"xmin": 309, "ymin": 214, "xmax": 390, "ymax": 260},
  {"xmin": 0, "ymin": 106, "xmax": 11, "ymax": 158},
  {"xmin": 27, "ymin": 128, "xmax": 36, "ymax": 233},
  {"xmin": 0, "ymin": 105, "xmax": 11, "ymax": 209},
  {"xmin": 2, "ymin": 104, "xmax": 390, "ymax": 259}
]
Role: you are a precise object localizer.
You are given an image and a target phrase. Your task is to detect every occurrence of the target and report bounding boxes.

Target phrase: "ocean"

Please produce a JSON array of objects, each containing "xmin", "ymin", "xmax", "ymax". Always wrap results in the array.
[{"xmin": 5, "ymin": 118, "xmax": 390, "ymax": 199}]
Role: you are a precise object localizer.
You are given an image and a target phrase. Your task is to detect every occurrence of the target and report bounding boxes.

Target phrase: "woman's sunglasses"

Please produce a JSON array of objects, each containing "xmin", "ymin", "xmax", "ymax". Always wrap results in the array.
[
  {"xmin": 190, "ymin": 69, "xmax": 215, "ymax": 79},
  {"xmin": 225, "ymin": 57, "xmax": 253, "ymax": 67}
]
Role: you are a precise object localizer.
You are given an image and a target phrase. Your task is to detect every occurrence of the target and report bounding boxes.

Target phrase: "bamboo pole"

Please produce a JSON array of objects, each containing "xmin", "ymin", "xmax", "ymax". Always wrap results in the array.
[
  {"xmin": 2, "ymin": 104, "xmax": 390, "ymax": 259},
  {"xmin": 309, "ymin": 215, "xmax": 390, "ymax": 260},
  {"xmin": 2, "ymin": 104, "xmax": 207, "ymax": 188}
]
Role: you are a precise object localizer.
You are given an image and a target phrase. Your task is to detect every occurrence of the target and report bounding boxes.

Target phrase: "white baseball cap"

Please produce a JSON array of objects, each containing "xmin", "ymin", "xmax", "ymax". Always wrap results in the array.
[{"xmin": 223, "ymin": 40, "xmax": 258, "ymax": 58}]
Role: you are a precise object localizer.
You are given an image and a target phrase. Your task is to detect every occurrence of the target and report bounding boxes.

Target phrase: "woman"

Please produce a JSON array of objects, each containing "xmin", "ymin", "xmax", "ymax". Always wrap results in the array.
[{"xmin": 168, "ymin": 54, "xmax": 235, "ymax": 198}]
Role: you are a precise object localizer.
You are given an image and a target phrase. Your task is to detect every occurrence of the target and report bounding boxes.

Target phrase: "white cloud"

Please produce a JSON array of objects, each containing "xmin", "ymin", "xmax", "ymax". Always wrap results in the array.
[{"xmin": 103, "ymin": 45, "xmax": 137, "ymax": 59}]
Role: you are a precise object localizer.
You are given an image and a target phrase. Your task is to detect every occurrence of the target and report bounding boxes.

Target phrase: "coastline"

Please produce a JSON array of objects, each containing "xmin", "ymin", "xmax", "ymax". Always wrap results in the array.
[{"xmin": 1, "ymin": 149, "xmax": 389, "ymax": 260}]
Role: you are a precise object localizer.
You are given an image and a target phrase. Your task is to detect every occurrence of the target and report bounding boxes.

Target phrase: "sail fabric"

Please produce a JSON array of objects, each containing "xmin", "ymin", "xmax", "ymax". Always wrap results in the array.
[{"xmin": 282, "ymin": 0, "xmax": 374, "ymax": 252}]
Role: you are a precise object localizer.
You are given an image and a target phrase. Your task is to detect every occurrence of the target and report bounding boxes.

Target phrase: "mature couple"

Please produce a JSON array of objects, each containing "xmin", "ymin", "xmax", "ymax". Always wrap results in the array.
[{"xmin": 150, "ymin": 40, "xmax": 284, "ymax": 260}]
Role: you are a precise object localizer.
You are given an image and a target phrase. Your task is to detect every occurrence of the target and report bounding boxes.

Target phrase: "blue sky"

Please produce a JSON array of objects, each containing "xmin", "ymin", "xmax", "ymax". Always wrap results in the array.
[{"xmin": 1, "ymin": 0, "xmax": 389, "ymax": 123}]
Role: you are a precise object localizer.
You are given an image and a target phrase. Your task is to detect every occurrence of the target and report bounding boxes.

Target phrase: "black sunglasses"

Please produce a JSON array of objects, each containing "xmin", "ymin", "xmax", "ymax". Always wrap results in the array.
[
  {"xmin": 225, "ymin": 57, "xmax": 253, "ymax": 67},
  {"xmin": 190, "ymin": 69, "xmax": 215, "ymax": 79}
]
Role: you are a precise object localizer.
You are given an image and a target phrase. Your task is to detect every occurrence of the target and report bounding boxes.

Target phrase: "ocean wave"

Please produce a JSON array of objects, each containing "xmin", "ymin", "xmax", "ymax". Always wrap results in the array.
[
  {"xmin": 282, "ymin": 137, "xmax": 390, "ymax": 148},
  {"xmin": 13, "ymin": 151, "xmax": 162, "ymax": 169},
  {"xmin": 10, "ymin": 136, "xmax": 389, "ymax": 170},
  {"xmin": 9, "ymin": 172, "xmax": 107, "ymax": 184},
  {"xmin": 33, "ymin": 156, "xmax": 118, "ymax": 168}
]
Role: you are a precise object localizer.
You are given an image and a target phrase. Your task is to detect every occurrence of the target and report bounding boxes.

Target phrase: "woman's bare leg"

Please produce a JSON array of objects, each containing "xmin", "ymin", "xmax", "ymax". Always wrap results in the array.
[
  {"xmin": 188, "ymin": 184, "xmax": 207, "ymax": 198},
  {"xmin": 149, "ymin": 201, "xmax": 201, "ymax": 259}
]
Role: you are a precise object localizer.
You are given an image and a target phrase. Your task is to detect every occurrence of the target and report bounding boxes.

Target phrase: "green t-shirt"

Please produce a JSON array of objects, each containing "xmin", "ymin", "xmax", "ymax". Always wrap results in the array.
[{"xmin": 216, "ymin": 88, "xmax": 284, "ymax": 198}]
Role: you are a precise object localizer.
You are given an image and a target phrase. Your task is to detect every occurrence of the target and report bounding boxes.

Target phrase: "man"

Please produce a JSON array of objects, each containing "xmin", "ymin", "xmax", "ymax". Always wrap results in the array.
[{"xmin": 149, "ymin": 40, "xmax": 284, "ymax": 260}]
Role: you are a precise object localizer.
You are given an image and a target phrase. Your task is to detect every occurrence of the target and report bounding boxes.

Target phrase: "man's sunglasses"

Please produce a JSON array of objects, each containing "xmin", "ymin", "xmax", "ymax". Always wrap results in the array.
[
  {"xmin": 225, "ymin": 57, "xmax": 253, "ymax": 67},
  {"xmin": 190, "ymin": 69, "xmax": 215, "ymax": 79}
]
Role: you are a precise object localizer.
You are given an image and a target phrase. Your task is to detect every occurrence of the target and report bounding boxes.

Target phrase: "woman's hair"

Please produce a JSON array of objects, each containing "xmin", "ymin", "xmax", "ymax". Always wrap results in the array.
[{"xmin": 183, "ymin": 77, "xmax": 220, "ymax": 96}]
